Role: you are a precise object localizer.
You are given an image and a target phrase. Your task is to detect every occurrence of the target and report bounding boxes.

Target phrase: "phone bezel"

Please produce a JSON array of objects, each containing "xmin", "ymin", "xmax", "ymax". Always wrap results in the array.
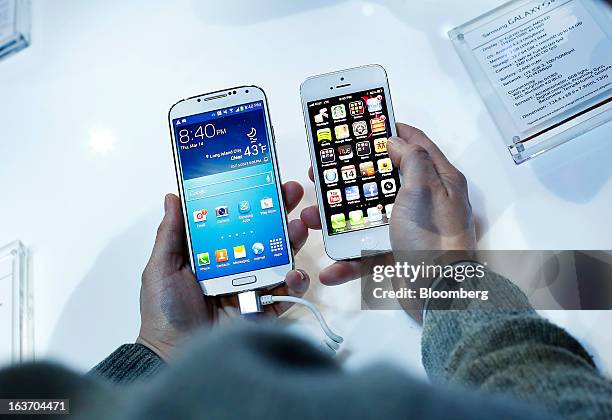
[
  {"xmin": 301, "ymin": 64, "xmax": 399, "ymax": 261},
  {"xmin": 168, "ymin": 86, "xmax": 293, "ymax": 296}
]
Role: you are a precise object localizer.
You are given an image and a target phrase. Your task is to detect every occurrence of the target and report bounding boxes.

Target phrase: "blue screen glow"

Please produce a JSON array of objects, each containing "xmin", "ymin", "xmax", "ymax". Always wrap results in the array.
[{"xmin": 173, "ymin": 101, "xmax": 290, "ymax": 282}]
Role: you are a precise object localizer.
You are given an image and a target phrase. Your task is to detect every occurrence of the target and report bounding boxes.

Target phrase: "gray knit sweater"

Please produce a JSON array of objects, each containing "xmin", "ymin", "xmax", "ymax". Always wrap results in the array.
[{"xmin": 1, "ymin": 272, "xmax": 611, "ymax": 419}]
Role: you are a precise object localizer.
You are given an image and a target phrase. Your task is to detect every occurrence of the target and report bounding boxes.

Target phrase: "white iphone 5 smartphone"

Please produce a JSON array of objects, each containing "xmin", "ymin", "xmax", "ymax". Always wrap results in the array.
[
  {"xmin": 168, "ymin": 86, "xmax": 293, "ymax": 296},
  {"xmin": 301, "ymin": 65, "xmax": 400, "ymax": 260}
]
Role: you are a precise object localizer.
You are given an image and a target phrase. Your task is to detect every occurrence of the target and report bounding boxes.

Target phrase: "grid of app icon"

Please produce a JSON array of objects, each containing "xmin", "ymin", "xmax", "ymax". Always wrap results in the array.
[
  {"xmin": 192, "ymin": 186, "xmax": 290, "ymax": 268},
  {"xmin": 320, "ymin": 148, "xmax": 335, "ymax": 163},
  {"xmin": 310, "ymin": 89, "xmax": 400, "ymax": 234},
  {"xmin": 269, "ymin": 238, "xmax": 284, "ymax": 252},
  {"xmin": 349, "ymin": 100, "xmax": 364, "ymax": 116},
  {"xmin": 356, "ymin": 141, "xmax": 371, "ymax": 156}
]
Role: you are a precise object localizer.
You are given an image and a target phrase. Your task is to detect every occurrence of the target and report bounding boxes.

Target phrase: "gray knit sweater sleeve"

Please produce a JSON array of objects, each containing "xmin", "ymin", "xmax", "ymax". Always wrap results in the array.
[
  {"xmin": 422, "ymin": 270, "xmax": 612, "ymax": 420},
  {"xmin": 89, "ymin": 344, "xmax": 164, "ymax": 384}
]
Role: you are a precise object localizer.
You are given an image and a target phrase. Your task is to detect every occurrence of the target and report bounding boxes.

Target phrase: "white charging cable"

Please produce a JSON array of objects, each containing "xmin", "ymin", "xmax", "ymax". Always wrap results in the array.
[
  {"xmin": 238, "ymin": 291, "xmax": 344, "ymax": 356},
  {"xmin": 260, "ymin": 295, "xmax": 344, "ymax": 356}
]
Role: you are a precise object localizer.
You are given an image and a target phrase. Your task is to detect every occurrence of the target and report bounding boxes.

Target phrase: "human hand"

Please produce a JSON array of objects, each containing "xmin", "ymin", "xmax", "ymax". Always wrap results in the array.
[
  {"xmin": 387, "ymin": 123, "xmax": 476, "ymax": 253},
  {"xmin": 137, "ymin": 182, "xmax": 310, "ymax": 360},
  {"xmin": 300, "ymin": 123, "xmax": 476, "ymax": 286}
]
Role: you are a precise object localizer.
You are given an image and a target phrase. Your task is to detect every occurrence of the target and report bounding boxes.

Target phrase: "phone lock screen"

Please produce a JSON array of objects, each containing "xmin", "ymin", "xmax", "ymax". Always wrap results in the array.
[
  {"xmin": 307, "ymin": 88, "xmax": 400, "ymax": 235},
  {"xmin": 172, "ymin": 101, "xmax": 289, "ymax": 282}
]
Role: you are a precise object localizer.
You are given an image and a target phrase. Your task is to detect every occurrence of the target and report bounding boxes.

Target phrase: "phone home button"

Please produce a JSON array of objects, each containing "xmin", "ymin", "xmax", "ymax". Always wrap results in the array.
[
  {"xmin": 232, "ymin": 276, "xmax": 257, "ymax": 287},
  {"xmin": 361, "ymin": 236, "xmax": 378, "ymax": 251}
]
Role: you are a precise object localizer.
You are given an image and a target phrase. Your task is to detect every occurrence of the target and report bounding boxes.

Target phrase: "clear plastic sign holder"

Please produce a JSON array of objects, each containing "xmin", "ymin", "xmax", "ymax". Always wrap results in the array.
[
  {"xmin": 0, "ymin": 241, "xmax": 32, "ymax": 365},
  {"xmin": 449, "ymin": 0, "xmax": 612, "ymax": 164},
  {"xmin": 0, "ymin": 0, "xmax": 30, "ymax": 60}
]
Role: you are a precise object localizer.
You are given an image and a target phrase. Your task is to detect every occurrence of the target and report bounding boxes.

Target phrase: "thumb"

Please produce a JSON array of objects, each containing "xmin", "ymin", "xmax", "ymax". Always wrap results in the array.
[
  {"xmin": 387, "ymin": 136, "xmax": 441, "ymax": 189},
  {"xmin": 150, "ymin": 194, "xmax": 188, "ymax": 265}
]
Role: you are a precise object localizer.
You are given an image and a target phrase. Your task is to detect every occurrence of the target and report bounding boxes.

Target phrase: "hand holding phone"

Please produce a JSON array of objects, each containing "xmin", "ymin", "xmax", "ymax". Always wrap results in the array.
[
  {"xmin": 300, "ymin": 123, "xmax": 477, "ymax": 286},
  {"xmin": 137, "ymin": 188, "xmax": 310, "ymax": 360}
]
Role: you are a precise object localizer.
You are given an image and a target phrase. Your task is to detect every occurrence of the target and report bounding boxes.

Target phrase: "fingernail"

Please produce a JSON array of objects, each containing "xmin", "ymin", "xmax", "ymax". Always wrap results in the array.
[
  {"xmin": 387, "ymin": 136, "xmax": 400, "ymax": 149},
  {"xmin": 296, "ymin": 269, "xmax": 306, "ymax": 281},
  {"xmin": 164, "ymin": 195, "xmax": 170, "ymax": 213}
]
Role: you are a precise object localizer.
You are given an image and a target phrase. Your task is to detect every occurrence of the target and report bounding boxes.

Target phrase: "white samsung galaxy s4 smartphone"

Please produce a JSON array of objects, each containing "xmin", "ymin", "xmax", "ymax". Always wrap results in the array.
[
  {"xmin": 301, "ymin": 64, "xmax": 400, "ymax": 260},
  {"xmin": 168, "ymin": 86, "xmax": 293, "ymax": 296}
]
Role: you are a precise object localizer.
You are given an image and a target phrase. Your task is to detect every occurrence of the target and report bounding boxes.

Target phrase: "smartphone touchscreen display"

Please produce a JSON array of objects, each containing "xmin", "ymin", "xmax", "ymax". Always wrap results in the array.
[
  {"xmin": 172, "ymin": 101, "xmax": 289, "ymax": 281},
  {"xmin": 307, "ymin": 88, "xmax": 400, "ymax": 235}
]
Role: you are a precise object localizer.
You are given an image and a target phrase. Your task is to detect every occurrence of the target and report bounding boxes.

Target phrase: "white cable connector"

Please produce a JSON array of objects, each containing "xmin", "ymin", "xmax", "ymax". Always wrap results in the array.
[{"xmin": 238, "ymin": 291, "xmax": 344, "ymax": 356}]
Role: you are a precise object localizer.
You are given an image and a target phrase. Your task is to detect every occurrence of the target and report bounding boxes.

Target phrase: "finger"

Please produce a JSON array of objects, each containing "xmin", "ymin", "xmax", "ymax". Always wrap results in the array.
[
  {"xmin": 285, "ymin": 269, "xmax": 310, "ymax": 298},
  {"xmin": 319, "ymin": 261, "xmax": 362, "ymax": 286},
  {"xmin": 308, "ymin": 166, "xmax": 314, "ymax": 183},
  {"xmin": 387, "ymin": 136, "xmax": 443, "ymax": 191},
  {"xmin": 282, "ymin": 181, "xmax": 304, "ymax": 214},
  {"xmin": 265, "ymin": 269, "xmax": 311, "ymax": 316},
  {"xmin": 288, "ymin": 219, "xmax": 309, "ymax": 254},
  {"xmin": 300, "ymin": 205, "xmax": 322, "ymax": 230},
  {"xmin": 395, "ymin": 123, "xmax": 457, "ymax": 176},
  {"xmin": 150, "ymin": 194, "xmax": 188, "ymax": 264}
]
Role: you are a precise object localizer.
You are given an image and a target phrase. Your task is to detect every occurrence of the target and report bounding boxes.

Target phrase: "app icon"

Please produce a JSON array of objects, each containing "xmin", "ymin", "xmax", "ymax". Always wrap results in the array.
[
  {"xmin": 370, "ymin": 116, "xmax": 387, "ymax": 134},
  {"xmin": 385, "ymin": 204, "xmax": 394, "ymax": 218},
  {"xmin": 363, "ymin": 182, "xmax": 379, "ymax": 198},
  {"xmin": 374, "ymin": 137, "xmax": 388, "ymax": 153},
  {"xmin": 216, "ymin": 206, "xmax": 229, "ymax": 218},
  {"xmin": 349, "ymin": 100, "xmax": 365, "ymax": 116},
  {"xmin": 359, "ymin": 161, "xmax": 375, "ymax": 177},
  {"xmin": 367, "ymin": 207, "xmax": 383, "ymax": 222},
  {"xmin": 320, "ymin": 148, "xmax": 336, "ymax": 164},
  {"xmin": 341, "ymin": 165, "xmax": 357, "ymax": 181},
  {"xmin": 260, "ymin": 197, "xmax": 274, "ymax": 210},
  {"xmin": 324, "ymin": 168, "xmax": 339, "ymax": 184},
  {"xmin": 335, "ymin": 124, "xmax": 350, "ymax": 140},
  {"xmin": 367, "ymin": 95, "xmax": 383, "ymax": 113},
  {"xmin": 314, "ymin": 108, "xmax": 329, "ymax": 124},
  {"xmin": 331, "ymin": 213, "xmax": 347, "ymax": 230},
  {"xmin": 327, "ymin": 189, "xmax": 343, "ymax": 205},
  {"xmin": 233, "ymin": 245, "xmax": 247, "ymax": 259},
  {"xmin": 215, "ymin": 249, "xmax": 229, "ymax": 263},
  {"xmin": 356, "ymin": 141, "xmax": 371, "ymax": 157},
  {"xmin": 252, "ymin": 242, "xmax": 265, "ymax": 255},
  {"xmin": 197, "ymin": 252, "xmax": 210, "ymax": 266},
  {"xmin": 337, "ymin": 145, "xmax": 353, "ymax": 161},
  {"xmin": 331, "ymin": 104, "xmax": 347, "ymax": 120},
  {"xmin": 349, "ymin": 210, "xmax": 365, "ymax": 226},
  {"xmin": 239, "ymin": 200, "xmax": 251, "ymax": 214},
  {"xmin": 193, "ymin": 209, "xmax": 208, "ymax": 223},
  {"xmin": 345, "ymin": 185, "xmax": 360, "ymax": 201},
  {"xmin": 377, "ymin": 158, "xmax": 393, "ymax": 173},
  {"xmin": 269, "ymin": 238, "xmax": 284, "ymax": 252},
  {"xmin": 381, "ymin": 179, "xmax": 397, "ymax": 194},
  {"xmin": 317, "ymin": 128, "xmax": 332, "ymax": 143},
  {"xmin": 352, "ymin": 121, "xmax": 368, "ymax": 137}
]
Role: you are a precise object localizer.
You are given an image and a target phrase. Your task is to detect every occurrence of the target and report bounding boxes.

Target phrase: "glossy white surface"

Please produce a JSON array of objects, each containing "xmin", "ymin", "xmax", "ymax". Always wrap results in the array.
[{"xmin": 0, "ymin": 0, "xmax": 611, "ymax": 376}]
